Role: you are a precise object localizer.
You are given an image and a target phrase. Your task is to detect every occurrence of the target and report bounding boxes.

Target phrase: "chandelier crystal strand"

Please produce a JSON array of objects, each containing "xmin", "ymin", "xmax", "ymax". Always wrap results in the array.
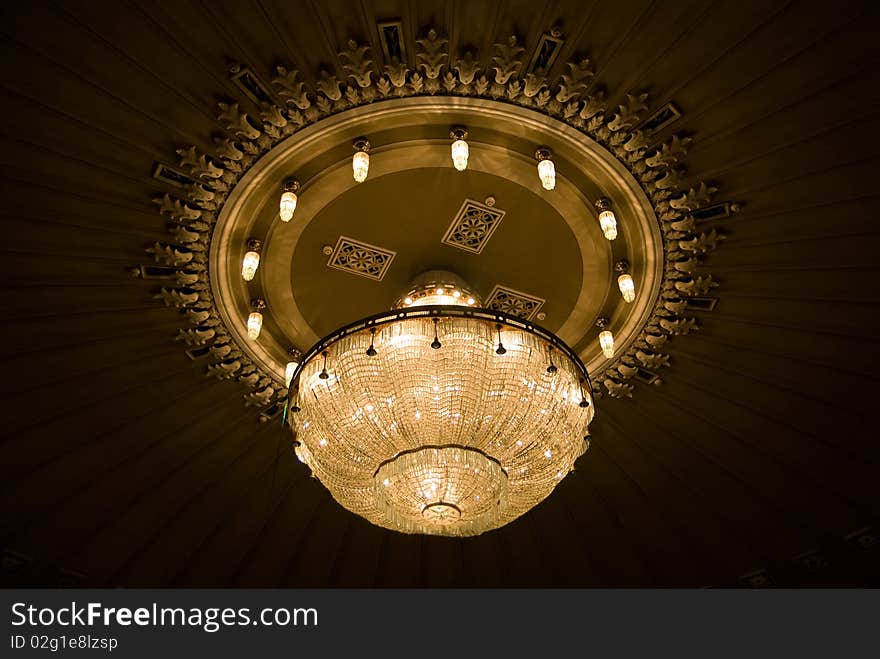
[
  {"xmin": 289, "ymin": 310, "xmax": 593, "ymax": 536},
  {"xmin": 450, "ymin": 126, "xmax": 469, "ymax": 171},
  {"xmin": 535, "ymin": 147, "xmax": 556, "ymax": 190},
  {"xmin": 240, "ymin": 238, "xmax": 261, "ymax": 282},
  {"xmin": 352, "ymin": 138, "xmax": 370, "ymax": 183},
  {"xmin": 279, "ymin": 178, "xmax": 299, "ymax": 222}
]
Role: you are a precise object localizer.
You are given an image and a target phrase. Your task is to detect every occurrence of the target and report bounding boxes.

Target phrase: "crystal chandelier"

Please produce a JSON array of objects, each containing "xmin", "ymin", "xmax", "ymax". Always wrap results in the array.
[
  {"xmin": 287, "ymin": 272, "xmax": 595, "ymax": 536},
  {"xmin": 239, "ymin": 129, "xmax": 639, "ymax": 537}
]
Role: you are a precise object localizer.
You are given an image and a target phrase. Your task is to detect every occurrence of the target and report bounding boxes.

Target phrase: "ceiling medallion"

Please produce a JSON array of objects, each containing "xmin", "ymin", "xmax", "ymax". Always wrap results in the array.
[
  {"xmin": 325, "ymin": 236, "xmax": 396, "ymax": 281},
  {"xmin": 442, "ymin": 198, "xmax": 506, "ymax": 254},
  {"xmin": 484, "ymin": 285, "xmax": 546, "ymax": 321},
  {"xmin": 288, "ymin": 272, "xmax": 594, "ymax": 536},
  {"xmin": 135, "ymin": 23, "xmax": 737, "ymax": 425}
]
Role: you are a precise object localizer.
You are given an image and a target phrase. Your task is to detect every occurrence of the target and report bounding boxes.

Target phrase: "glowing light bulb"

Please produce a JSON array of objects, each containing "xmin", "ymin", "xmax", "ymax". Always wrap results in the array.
[
  {"xmin": 467, "ymin": 297, "xmax": 475, "ymax": 305},
  {"xmin": 352, "ymin": 150, "xmax": 369, "ymax": 183},
  {"xmin": 404, "ymin": 296, "xmax": 413, "ymax": 306},
  {"xmin": 451, "ymin": 139, "xmax": 469, "ymax": 171},
  {"xmin": 618, "ymin": 273, "xmax": 636, "ymax": 303},
  {"xmin": 247, "ymin": 311, "xmax": 263, "ymax": 340},
  {"xmin": 285, "ymin": 361, "xmax": 298, "ymax": 387},
  {"xmin": 436, "ymin": 288, "xmax": 444, "ymax": 295},
  {"xmin": 279, "ymin": 190, "xmax": 297, "ymax": 222},
  {"xmin": 599, "ymin": 209, "xmax": 617, "ymax": 240},
  {"xmin": 452, "ymin": 290, "xmax": 461, "ymax": 298},
  {"xmin": 535, "ymin": 147, "xmax": 556, "ymax": 190},
  {"xmin": 241, "ymin": 250, "xmax": 260, "ymax": 281},
  {"xmin": 537, "ymin": 158, "xmax": 556, "ymax": 190},
  {"xmin": 599, "ymin": 330, "xmax": 615, "ymax": 358}
]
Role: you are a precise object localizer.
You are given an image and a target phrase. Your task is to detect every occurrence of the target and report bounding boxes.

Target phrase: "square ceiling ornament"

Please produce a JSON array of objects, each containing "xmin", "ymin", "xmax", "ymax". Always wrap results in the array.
[
  {"xmin": 485, "ymin": 285, "xmax": 546, "ymax": 320},
  {"xmin": 326, "ymin": 236, "xmax": 396, "ymax": 281},
  {"xmin": 442, "ymin": 199, "xmax": 506, "ymax": 254}
]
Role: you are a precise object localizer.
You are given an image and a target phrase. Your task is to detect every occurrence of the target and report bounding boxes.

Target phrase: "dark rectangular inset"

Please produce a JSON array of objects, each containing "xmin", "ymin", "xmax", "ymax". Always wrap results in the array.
[
  {"xmin": 636, "ymin": 368, "xmax": 659, "ymax": 384},
  {"xmin": 527, "ymin": 33, "xmax": 564, "ymax": 75},
  {"xmin": 640, "ymin": 101, "xmax": 682, "ymax": 135},
  {"xmin": 230, "ymin": 66, "xmax": 273, "ymax": 105},
  {"xmin": 153, "ymin": 162, "xmax": 197, "ymax": 188},
  {"xmin": 135, "ymin": 264, "xmax": 178, "ymax": 279},
  {"xmin": 685, "ymin": 297, "xmax": 718, "ymax": 311},
  {"xmin": 691, "ymin": 202, "xmax": 730, "ymax": 223},
  {"xmin": 378, "ymin": 20, "xmax": 407, "ymax": 63},
  {"xmin": 185, "ymin": 346, "xmax": 212, "ymax": 360}
]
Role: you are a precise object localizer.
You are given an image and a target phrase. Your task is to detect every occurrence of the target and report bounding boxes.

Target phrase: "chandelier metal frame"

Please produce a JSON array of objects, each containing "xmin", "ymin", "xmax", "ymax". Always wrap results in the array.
[{"xmin": 285, "ymin": 304, "xmax": 594, "ymax": 408}]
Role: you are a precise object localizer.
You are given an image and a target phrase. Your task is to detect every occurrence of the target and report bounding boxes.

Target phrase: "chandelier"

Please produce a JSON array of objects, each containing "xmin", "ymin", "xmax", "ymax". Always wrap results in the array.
[
  {"xmin": 133, "ymin": 26, "xmax": 730, "ymax": 540},
  {"xmin": 286, "ymin": 272, "xmax": 595, "ymax": 536},
  {"xmin": 227, "ymin": 119, "xmax": 651, "ymax": 537}
]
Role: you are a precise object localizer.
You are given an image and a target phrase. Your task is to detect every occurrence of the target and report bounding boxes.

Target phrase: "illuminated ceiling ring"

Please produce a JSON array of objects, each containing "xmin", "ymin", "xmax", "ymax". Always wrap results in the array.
[{"xmin": 136, "ymin": 30, "xmax": 734, "ymax": 417}]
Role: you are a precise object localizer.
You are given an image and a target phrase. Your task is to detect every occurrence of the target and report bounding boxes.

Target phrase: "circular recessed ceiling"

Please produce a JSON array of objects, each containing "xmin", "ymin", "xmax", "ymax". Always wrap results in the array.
[
  {"xmin": 290, "ymin": 167, "xmax": 584, "ymax": 338},
  {"xmin": 210, "ymin": 97, "xmax": 662, "ymax": 383}
]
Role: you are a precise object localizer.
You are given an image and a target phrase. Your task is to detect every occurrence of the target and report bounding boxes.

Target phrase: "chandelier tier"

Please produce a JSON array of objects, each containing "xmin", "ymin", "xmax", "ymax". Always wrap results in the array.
[{"xmin": 288, "ymin": 274, "xmax": 595, "ymax": 536}]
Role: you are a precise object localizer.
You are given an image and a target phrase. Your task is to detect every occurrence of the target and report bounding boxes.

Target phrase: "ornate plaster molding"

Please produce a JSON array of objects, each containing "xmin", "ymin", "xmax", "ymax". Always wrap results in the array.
[{"xmin": 135, "ymin": 26, "xmax": 735, "ymax": 417}]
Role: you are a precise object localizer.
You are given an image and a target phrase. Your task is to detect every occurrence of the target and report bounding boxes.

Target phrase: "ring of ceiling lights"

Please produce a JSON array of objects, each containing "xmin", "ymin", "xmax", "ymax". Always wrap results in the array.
[
  {"xmin": 211, "ymin": 97, "xmax": 662, "ymax": 385},
  {"xmin": 139, "ymin": 37, "xmax": 729, "ymax": 411}
]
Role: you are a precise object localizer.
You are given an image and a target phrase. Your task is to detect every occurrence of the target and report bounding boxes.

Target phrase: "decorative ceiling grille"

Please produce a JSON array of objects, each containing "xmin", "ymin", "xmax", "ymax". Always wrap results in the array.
[
  {"xmin": 326, "ymin": 236, "xmax": 396, "ymax": 281},
  {"xmin": 484, "ymin": 285, "xmax": 545, "ymax": 320},
  {"xmin": 442, "ymin": 199, "xmax": 506, "ymax": 254}
]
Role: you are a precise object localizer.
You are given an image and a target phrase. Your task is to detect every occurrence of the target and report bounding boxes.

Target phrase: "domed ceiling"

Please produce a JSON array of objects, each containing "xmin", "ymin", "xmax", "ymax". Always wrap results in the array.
[{"xmin": 1, "ymin": 0, "xmax": 879, "ymax": 587}]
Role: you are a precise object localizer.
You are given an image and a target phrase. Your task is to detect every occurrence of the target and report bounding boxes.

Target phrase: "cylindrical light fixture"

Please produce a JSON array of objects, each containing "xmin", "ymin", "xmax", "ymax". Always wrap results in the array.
[
  {"xmin": 279, "ymin": 178, "xmax": 300, "ymax": 222},
  {"xmin": 450, "ymin": 126, "xmax": 469, "ymax": 171},
  {"xmin": 535, "ymin": 147, "xmax": 556, "ymax": 190},
  {"xmin": 596, "ymin": 317, "xmax": 614, "ymax": 358},
  {"xmin": 241, "ymin": 238, "xmax": 262, "ymax": 282},
  {"xmin": 285, "ymin": 348, "xmax": 302, "ymax": 388},
  {"xmin": 595, "ymin": 197, "xmax": 617, "ymax": 240},
  {"xmin": 247, "ymin": 298, "xmax": 266, "ymax": 340},
  {"xmin": 352, "ymin": 138, "xmax": 370, "ymax": 183},
  {"xmin": 615, "ymin": 260, "xmax": 636, "ymax": 303}
]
